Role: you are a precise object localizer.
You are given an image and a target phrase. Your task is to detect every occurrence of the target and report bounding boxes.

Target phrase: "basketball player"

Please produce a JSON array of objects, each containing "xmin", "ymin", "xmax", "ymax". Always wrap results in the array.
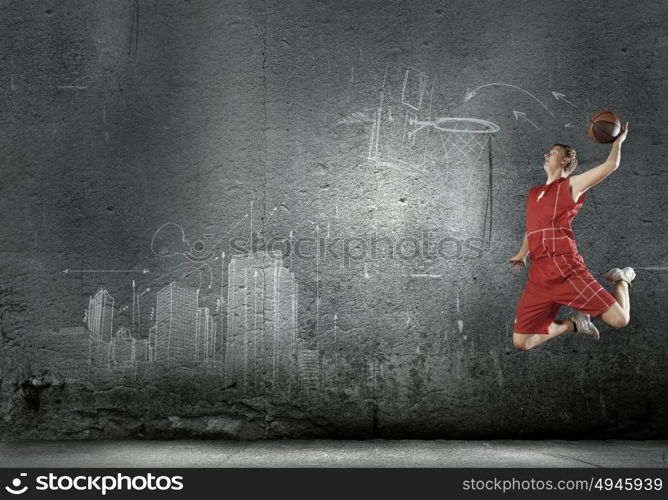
[{"xmin": 509, "ymin": 123, "xmax": 633, "ymax": 350}]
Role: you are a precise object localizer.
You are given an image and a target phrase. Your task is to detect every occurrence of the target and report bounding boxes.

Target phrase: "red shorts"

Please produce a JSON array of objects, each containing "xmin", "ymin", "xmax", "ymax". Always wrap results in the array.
[{"xmin": 513, "ymin": 253, "xmax": 617, "ymax": 335}]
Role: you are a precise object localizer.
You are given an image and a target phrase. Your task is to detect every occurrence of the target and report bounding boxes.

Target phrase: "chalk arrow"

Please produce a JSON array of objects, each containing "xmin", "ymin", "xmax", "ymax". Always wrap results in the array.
[
  {"xmin": 464, "ymin": 82, "xmax": 554, "ymax": 116},
  {"xmin": 513, "ymin": 110, "xmax": 541, "ymax": 132},
  {"xmin": 551, "ymin": 91, "xmax": 577, "ymax": 107},
  {"xmin": 564, "ymin": 123, "xmax": 576, "ymax": 128},
  {"xmin": 63, "ymin": 268, "xmax": 149, "ymax": 274}
]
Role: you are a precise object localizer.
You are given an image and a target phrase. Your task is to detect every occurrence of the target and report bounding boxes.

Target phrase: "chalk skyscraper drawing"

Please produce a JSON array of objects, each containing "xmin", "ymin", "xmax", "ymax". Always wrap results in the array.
[
  {"xmin": 87, "ymin": 289, "xmax": 115, "ymax": 343},
  {"xmin": 298, "ymin": 342, "xmax": 320, "ymax": 393},
  {"xmin": 155, "ymin": 282, "xmax": 199, "ymax": 367},
  {"xmin": 225, "ymin": 250, "xmax": 298, "ymax": 395},
  {"xmin": 196, "ymin": 306, "xmax": 217, "ymax": 364}
]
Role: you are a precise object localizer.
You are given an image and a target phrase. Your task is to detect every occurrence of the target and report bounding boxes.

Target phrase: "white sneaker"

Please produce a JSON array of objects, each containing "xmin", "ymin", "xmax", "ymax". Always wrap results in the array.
[
  {"xmin": 605, "ymin": 267, "xmax": 636, "ymax": 287},
  {"xmin": 570, "ymin": 310, "xmax": 600, "ymax": 340}
]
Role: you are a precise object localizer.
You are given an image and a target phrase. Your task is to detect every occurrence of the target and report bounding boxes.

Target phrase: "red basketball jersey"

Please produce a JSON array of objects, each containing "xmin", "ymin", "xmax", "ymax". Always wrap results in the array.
[
  {"xmin": 514, "ymin": 176, "xmax": 617, "ymax": 333},
  {"xmin": 525, "ymin": 176, "xmax": 585, "ymax": 260}
]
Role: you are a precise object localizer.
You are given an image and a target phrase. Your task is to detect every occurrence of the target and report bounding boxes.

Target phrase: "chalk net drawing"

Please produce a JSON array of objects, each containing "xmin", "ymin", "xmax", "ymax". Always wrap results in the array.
[{"xmin": 363, "ymin": 65, "xmax": 499, "ymax": 239}]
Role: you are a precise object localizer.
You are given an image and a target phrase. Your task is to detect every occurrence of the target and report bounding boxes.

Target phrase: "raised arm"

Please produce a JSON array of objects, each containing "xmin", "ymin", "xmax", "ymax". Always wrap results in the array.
[{"xmin": 570, "ymin": 122, "xmax": 629, "ymax": 198}]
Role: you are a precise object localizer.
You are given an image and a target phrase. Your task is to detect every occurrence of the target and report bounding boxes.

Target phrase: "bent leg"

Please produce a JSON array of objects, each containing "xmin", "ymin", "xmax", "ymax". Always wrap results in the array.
[
  {"xmin": 552, "ymin": 255, "xmax": 630, "ymax": 331},
  {"xmin": 598, "ymin": 281, "xmax": 630, "ymax": 329},
  {"xmin": 513, "ymin": 319, "xmax": 574, "ymax": 351}
]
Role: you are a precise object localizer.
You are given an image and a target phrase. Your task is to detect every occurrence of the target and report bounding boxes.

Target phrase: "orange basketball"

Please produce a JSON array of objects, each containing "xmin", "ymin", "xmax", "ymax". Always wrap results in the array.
[{"xmin": 588, "ymin": 111, "xmax": 622, "ymax": 143}]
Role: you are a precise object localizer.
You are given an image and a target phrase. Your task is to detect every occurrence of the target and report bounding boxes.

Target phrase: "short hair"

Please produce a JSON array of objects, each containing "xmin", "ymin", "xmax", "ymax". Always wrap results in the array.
[{"xmin": 553, "ymin": 143, "xmax": 578, "ymax": 175}]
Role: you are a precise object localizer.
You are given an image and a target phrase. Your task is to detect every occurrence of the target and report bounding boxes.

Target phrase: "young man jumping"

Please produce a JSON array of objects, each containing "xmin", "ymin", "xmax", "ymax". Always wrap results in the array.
[{"xmin": 508, "ymin": 123, "xmax": 634, "ymax": 351}]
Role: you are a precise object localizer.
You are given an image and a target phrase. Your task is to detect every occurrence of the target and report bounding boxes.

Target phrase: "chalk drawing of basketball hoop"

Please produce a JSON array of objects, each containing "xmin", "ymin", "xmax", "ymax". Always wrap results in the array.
[
  {"xmin": 362, "ymin": 64, "xmax": 498, "ymax": 240},
  {"xmin": 408, "ymin": 117, "xmax": 500, "ymax": 237},
  {"xmin": 408, "ymin": 117, "xmax": 499, "ymax": 167}
]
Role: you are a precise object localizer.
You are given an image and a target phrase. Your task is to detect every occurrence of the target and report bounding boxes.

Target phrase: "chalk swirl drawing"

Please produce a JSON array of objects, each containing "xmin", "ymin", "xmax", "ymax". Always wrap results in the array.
[{"xmin": 150, "ymin": 222, "xmax": 218, "ymax": 290}]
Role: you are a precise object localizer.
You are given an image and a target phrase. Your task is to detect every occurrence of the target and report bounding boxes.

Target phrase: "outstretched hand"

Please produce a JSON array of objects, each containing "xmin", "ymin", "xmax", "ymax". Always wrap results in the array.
[{"xmin": 614, "ymin": 121, "xmax": 629, "ymax": 145}]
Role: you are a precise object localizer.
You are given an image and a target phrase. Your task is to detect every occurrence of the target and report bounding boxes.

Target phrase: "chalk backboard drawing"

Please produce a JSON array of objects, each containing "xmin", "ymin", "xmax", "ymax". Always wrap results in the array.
[
  {"xmin": 401, "ymin": 67, "xmax": 429, "ymax": 111},
  {"xmin": 367, "ymin": 66, "xmax": 436, "ymax": 174}
]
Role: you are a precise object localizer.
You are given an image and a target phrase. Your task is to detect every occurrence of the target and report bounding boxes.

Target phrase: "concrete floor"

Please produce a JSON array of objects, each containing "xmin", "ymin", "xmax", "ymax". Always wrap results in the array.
[{"xmin": 0, "ymin": 440, "xmax": 666, "ymax": 468}]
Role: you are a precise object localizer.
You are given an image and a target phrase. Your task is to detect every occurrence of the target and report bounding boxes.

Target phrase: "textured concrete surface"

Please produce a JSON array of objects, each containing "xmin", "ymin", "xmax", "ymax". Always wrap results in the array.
[
  {"xmin": 1, "ymin": 440, "xmax": 667, "ymax": 468},
  {"xmin": 1, "ymin": 0, "xmax": 667, "ymax": 439}
]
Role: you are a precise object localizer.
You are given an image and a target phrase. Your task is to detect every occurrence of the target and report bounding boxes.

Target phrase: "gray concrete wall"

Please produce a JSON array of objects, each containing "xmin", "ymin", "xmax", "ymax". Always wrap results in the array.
[{"xmin": 0, "ymin": 0, "xmax": 666, "ymax": 439}]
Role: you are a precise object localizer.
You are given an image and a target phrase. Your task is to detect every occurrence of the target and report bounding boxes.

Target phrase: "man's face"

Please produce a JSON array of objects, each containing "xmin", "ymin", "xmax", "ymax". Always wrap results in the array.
[{"xmin": 543, "ymin": 146, "xmax": 566, "ymax": 172}]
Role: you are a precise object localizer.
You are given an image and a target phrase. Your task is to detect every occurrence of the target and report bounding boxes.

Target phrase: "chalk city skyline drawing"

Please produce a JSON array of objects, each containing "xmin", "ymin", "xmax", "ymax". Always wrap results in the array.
[
  {"xmin": 39, "ymin": 245, "xmax": 389, "ymax": 401},
  {"xmin": 41, "ymin": 250, "xmax": 317, "ymax": 396}
]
